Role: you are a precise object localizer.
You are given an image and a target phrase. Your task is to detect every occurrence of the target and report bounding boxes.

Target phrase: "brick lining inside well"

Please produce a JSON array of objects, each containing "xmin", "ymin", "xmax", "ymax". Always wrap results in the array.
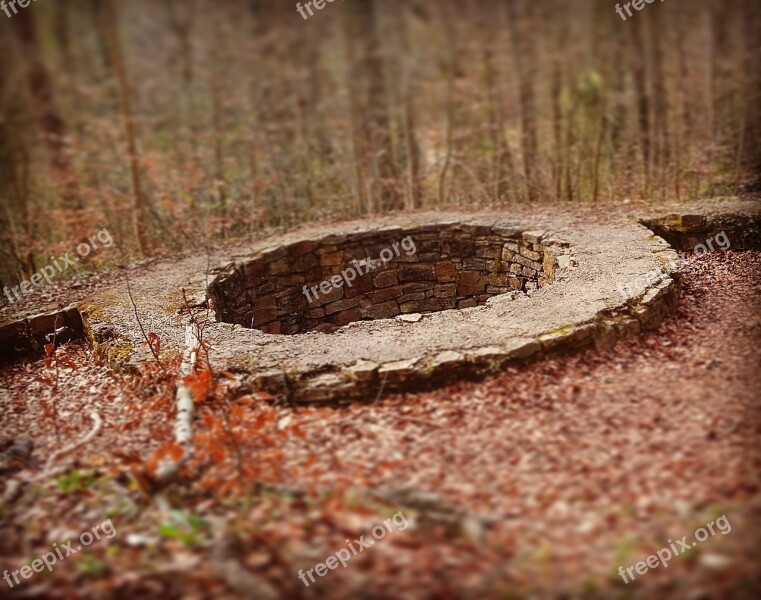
[{"xmin": 209, "ymin": 223, "xmax": 571, "ymax": 335}]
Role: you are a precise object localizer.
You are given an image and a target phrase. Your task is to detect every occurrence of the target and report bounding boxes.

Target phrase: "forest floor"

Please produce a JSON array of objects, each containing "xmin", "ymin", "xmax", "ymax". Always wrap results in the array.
[{"xmin": 1, "ymin": 217, "xmax": 760, "ymax": 598}]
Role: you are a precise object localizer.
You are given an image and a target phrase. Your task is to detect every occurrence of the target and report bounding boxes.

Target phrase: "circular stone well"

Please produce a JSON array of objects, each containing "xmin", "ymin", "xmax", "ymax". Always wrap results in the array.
[
  {"xmin": 182, "ymin": 211, "xmax": 684, "ymax": 403},
  {"xmin": 208, "ymin": 224, "xmax": 571, "ymax": 335}
]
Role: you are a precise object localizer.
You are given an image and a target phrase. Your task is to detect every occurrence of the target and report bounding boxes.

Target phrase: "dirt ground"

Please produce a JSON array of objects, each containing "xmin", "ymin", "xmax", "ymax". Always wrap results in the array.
[{"xmin": 0, "ymin": 245, "xmax": 760, "ymax": 599}]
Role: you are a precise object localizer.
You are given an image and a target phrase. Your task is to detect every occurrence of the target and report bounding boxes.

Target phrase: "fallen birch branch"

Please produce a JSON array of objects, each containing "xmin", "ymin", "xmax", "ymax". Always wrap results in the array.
[
  {"xmin": 30, "ymin": 409, "xmax": 103, "ymax": 482},
  {"xmin": 155, "ymin": 322, "xmax": 201, "ymax": 481}
]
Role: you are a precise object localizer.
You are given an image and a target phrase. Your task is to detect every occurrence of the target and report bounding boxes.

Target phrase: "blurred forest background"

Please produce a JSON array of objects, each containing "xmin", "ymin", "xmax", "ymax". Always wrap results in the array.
[{"xmin": 1, "ymin": 0, "xmax": 760, "ymax": 298}]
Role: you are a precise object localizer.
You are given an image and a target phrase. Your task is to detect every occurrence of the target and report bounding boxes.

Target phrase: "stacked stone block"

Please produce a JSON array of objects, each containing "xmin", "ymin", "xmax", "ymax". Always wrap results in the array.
[{"xmin": 209, "ymin": 223, "xmax": 571, "ymax": 335}]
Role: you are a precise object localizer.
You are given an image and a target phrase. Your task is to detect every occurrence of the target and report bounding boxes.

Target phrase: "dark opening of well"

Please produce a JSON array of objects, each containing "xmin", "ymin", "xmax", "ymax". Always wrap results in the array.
[{"xmin": 209, "ymin": 223, "xmax": 569, "ymax": 335}]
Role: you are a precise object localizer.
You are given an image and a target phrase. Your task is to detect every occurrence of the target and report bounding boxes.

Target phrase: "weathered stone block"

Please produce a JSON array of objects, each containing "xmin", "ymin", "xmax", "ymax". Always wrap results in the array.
[
  {"xmin": 463, "ymin": 257, "xmax": 489, "ymax": 271},
  {"xmin": 294, "ymin": 253, "xmax": 320, "ymax": 272},
  {"xmin": 456, "ymin": 224, "xmax": 492, "ymax": 236},
  {"xmin": 275, "ymin": 274, "xmax": 305, "ymax": 288},
  {"xmin": 506, "ymin": 338, "xmax": 542, "ymax": 359},
  {"xmin": 476, "ymin": 244, "xmax": 502, "ymax": 258},
  {"xmin": 435, "ymin": 262, "xmax": 458, "ymax": 283},
  {"xmin": 259, "ymin": 321, "xmax": 281, "ymax": 334},
  {"xmin": 344, "ymin": 359, "xmax": 379, "ymax": 383},
  {"xmin": 400, "ymin": 299, "xmax": 454, "ymax": 313},
  {"xmin": 397, "ymin": 292, "xmax": 426, "ymax": 304},
  {"xmin": 369, "ymin": 285, "xmax": 404, "ymax": 304},
  {"xmin": 398, "ymin": 264, "xmax": 435, "ymax": 282},
  {"xmin": 415, "ymin": 239, "xmax": 441, "ymax": 253},
  {"xmin": 256, "ymin": 281, "xmax": 276, "ymax": 295},
  {"xmin": 319, "ymin": 252, "xmax": 344, "ymax": 267},
  {"xmin": 341, "ymin": 245, "xmax": 366, "ymax": 263},
  {"xmin": 252, "ymin": 307, "xmax": 277, "ymax": 325},
  {"xmin": 514, "ymin": 254, "xmax": 542, "ymax": 270},
  {"xmin": 522, "ymin": 231, "xmax": 544, "ymax": 244},
  {"xmin": 434, "ymin": 284, "xmax": 457, "ymax": 298},
  {"xmin": 254, "ymin": 295, "xmax": 277, "ymax": 310},
  {"xmin": 344, "ymin": 275, "xmax": 374, "ymax": 298},
  {"xmin": 429, "ymin": 351, "xmax": 464, "ymax": 372},
  {"xmin": 486, "ymin": 286, "xmax": 512, "ymax": 294},
  {"xmin": 325, "ymin": 297, "xmax": 361, "ymax": 315},
  {"xmin": 519, "ymin": 247, "xmax": 542, "ymax": 261},
  {"xmin": 457, "ymin": 271, "xmax": 484, "ymax": 296},
  {"xmin": 313, "ymin": 285, "xmax": 344, "ymax": 306},
  {"xmin": 680, "ymin": 214, "xmax": 707, "ymax": 229},
  {"xmin": 372, "ymin": 270, "xmax": 398, "ymax": 288},
  {"xmin": 267, "ymin": 258, "xmax": 291, "ymax": 275},
  {"xmin": 329, "ymin": 307, "xmax": 363, "ymax": 326},
  {"xmin": 492, "ymin": 225, "xmax": 520, "ymax": 238},
  {"xmin": 362, "ymin": 300, "xmax": 400, "ymax": 320},
  {"xmin": 260, "ymin": 246, "xmax": 288, "ymax": 261},
  {"xmin": 402, "ymin": 283, "xmax": 433, "ymax": 295},
  {"xmin": 287, "ymin": 240, "xmax": 320, "ymax": 258},
  {"xmin": 441, "ymin": 240, "xmax": 477, "ymax": 256},
  {"xmin": 315, "ymin": 244, "xmax": 339, "ymax": 255},
  {"xmin": 542, "ymin": 251, "xmax": 557, "ymax": 280},
  {"xmin": 486, "ymin": 273, "xmax": 510, "ymax": 287}
]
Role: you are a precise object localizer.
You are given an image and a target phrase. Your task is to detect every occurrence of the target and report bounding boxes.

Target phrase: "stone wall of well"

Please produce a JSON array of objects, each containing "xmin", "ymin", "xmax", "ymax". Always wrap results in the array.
[{"xmin": 209, "ymin": 223, "xmax": 571, "ymax": 335}]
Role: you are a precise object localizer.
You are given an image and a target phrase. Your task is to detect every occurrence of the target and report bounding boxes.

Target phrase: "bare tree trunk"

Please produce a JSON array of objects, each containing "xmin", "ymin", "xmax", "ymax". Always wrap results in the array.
[
  {"xmin": 344, "ymin": 0, "xmax": 399, "ymax": 213},
  {"xmin": 210, "ymin": 9, "xmax": 227, "ymax": 238},
  {"xmin": 506, "ymin": 0, "xmax": 540, "ymax": 202},
  {"xmin": 102, "ymin": 0, "xmax": 150, "ymax": 255},
  {"xmin": 550, "ymin": 49, "xmax": 563, "ymax": 199},
  {"xmin": 675, "ymin": 10, "xmax": 693, "ymax": 200},
  {"xmin": 649, "ymin": 7, "xmax": 670, "ymax": 200},
  {"xmin": 12, "ymin": 8, "xmax": 80, "ymax": 209},
  {"xmin": 438, "ymin": 0, "xmax": 456, "ymax": 206},
  {"xmin": 708, "ymin": 0, "xmax": 728, "ymax": 144},
  {"xmin": 343, "ymin": 5, "xmax": 368, "ymax": 214},
  {"xmin": 53, "ymin": 0, "xmax": 74, "ymax": 70},
  {"xmin": 165, "ymin": 0, "xmax": 195, "ymax": 156},
  {"xmin": 629, "ymin": 15, "xmax": 651, "ymax": 196},
  {"xmin": 482, "ymin": 7, "xmax": 503, "ymax": 202},
  {"xmin": 737, "ymin": 0, "xmax": 761, "ymax": 177},
  {"xmin": 392, "ymin": 0, "xmax": 422, "ymax": 209}
]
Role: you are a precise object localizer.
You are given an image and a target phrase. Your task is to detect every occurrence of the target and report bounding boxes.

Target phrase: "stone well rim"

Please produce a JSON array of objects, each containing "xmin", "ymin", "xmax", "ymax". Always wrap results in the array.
[{"xmin": 185, "ymin": 211, "xmax": 682, "ymax": 403}]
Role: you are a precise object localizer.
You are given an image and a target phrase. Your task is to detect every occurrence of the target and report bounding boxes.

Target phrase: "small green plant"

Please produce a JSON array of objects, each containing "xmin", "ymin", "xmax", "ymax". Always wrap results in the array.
[
  {"xmin": 57, "ymin": 470, "xmax": 98, "ymax": 493},
  {"xmin": 78, "ymin": 555, "xmax": 108, "ymax": 576},
  {"xmin": 158, "ymin": 522, "xmax": 199, "ymax": 546}
]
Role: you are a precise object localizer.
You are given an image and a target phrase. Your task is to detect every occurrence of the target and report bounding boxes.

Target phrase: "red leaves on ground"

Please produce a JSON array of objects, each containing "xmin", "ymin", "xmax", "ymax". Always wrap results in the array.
[
  {"xmin": 146, "ymin": 332, "xmax": 161, "ymax": 356},
  {"xmin": 183, "ymin": 368, "xmax": 212, "ymax": 404}
]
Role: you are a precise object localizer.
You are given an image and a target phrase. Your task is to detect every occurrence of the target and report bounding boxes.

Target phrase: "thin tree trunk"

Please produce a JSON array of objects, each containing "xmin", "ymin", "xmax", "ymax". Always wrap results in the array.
[
  {"xmin": 506, "ymin": 0, "xmax": 539, "ymax": 202},
  {"xmin": 649, "ymin": 7, "xmax": 670, "ymax": 200},
  {"xmin": 438, "ymin": 0, "xmax": 456, "ymax": 206},
  {"xmin": 345, "ymin": 0, "xmax": 399, "ymax": 213},
  {"xmin": 12, "ymin": 8, "xmax": 80, "ymax": 209},
  {"xmin": 343, "ymin": 4, "xmax": 368, "ymax": 214},
  {"xmin": 393, "ymin": 0, "xmax": 421, "ymax": 209},
  {"xmin": 210, "ymin": 11, "xmax": 227, "ymax": 238},
  {"xmin": 102, "ymin": 0, "xmax": 150, "ymax": 255},
  {"xmin": 629, "ymin": 15, "xmax": 651, "ymax": 196}
]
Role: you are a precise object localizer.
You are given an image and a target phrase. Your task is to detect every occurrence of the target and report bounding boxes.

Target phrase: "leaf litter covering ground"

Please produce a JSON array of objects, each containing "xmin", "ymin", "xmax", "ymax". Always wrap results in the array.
[{"xmin": 0, "ymin": 250, "xmax": 760, "ymax": 599}]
